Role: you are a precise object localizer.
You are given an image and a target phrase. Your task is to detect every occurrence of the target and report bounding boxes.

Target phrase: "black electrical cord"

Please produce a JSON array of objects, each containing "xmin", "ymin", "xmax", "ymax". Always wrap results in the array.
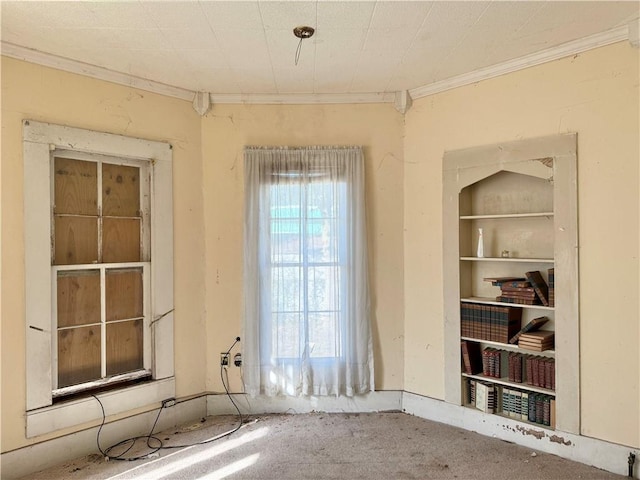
[
  {"xmin": 161, "ymin": 337, "xmax": 243, "ymax": 449},
  {"xmin": 92, "ymin": 337, "xmax": 244, "ymax": 461},
  {"xmin": 92, "ymin": 394, "xmax": 163, "ymax": 461}
]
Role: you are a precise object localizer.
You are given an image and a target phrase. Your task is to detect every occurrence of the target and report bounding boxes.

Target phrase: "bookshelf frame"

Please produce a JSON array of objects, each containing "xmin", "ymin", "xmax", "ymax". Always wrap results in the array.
[{"xmin": 443, "ymin": 133, "xmax": 579, "ymax": 434}]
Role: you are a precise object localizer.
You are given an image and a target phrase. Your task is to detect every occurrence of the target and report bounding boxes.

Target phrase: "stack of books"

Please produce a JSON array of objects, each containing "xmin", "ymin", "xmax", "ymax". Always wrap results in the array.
[
  {"xmin": 485, "ymin": 271, "xmax": 550, "ymax": 306},
  {"xmin": 460, "ymin": 302, "xmax": 522, "ymax": 343},
  {"xmin": 518, "ymin": 331, "xmax": 554, "ymax": 351},
  {"xmin": 509, "ymin": 316, "xmax": 549, "ymax": 344}
]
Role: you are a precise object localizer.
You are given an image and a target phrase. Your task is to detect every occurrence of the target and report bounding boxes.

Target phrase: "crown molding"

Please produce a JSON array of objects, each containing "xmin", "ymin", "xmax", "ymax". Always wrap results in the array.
[
  {"xmin": 1, "ymin": 42, "xmax": 194, "ymax": 101},
  {"xmin": 409, "ymin": 25, "xmax": 630, "ymax": 100},
  {"xmin": 208, "ymin": 92, "xmax": 395, "ymax": 105},
  {"xmin": 2, "ymin": 24, "xmax": 631, "ymax": 107}
]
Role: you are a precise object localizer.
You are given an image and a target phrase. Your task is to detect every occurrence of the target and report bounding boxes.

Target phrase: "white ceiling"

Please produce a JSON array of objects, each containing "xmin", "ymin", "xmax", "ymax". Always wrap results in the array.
[{"xmin": 1, "ymin": 1, "xmax": 639, "ymax": 100}]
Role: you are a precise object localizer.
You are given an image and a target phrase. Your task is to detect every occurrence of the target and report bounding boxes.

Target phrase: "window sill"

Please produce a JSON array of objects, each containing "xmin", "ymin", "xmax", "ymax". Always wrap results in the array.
[{"xmin": 26, "ymin": 377, "xmax": 175, "ymax": 438}]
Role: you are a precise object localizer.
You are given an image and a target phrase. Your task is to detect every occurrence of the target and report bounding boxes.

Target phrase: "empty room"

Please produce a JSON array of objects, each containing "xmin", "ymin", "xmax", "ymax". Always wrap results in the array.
[{"xmin": 1, "ymin": 1, "xmax": 639, "ymax": 478}]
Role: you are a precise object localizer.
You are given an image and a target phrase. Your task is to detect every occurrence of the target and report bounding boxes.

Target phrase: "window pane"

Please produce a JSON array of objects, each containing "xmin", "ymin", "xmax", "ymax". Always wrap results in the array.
[
  {"xmin": 273, "ymin": 312, "xmax": 301, "ymax": 358},
  {"xmin": 106, "ymin": 319, "xmax": 143, "ymax": 376},
  {"xmin": 309, "ymin": 312, "xmax": 339, "ymax": 358},
  {"xmin": 271, "ymin": 266, "xmax": 301, "ymax": 313},
  {"xmin": 308, "ymin": 266, "xmax": 340, "ymax": 311},
  {"xmin": 54, "ymin": 157, "xmax": 98, "ymax": 215},
  {"xmin": 106, "ymin": 268, "xmax": 143, "ymax": 322},
  {"xmin": 54, "ymin": 216, "xmax": 99, "ymax": 265},
  {"xmin": 102, "ymin": 218, "xmax": 141, "ymax": 262},
  {"xmin": 57, "ymin": 270, "xmax": 101, "ymax": 327},
  {"xmin": 102, "ymin": 163, "xmax": 140, "ymax": 217},
  {"xmin": 58, "ymin": 326, "xmax": 101, "ymax": 387},
  {"xmin": 272, "ymin": 235, "xmax": 301, "ymax": 264},
  {"xmin": 271, "ymin": 202, "xmax": 302, "ymax": 264}
]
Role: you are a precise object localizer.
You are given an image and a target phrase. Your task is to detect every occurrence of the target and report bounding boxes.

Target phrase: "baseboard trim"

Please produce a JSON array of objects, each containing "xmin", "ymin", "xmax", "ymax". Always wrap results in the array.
[
  {"xmin": 0, "ymin": 397, "xmax": 206, "ymax": 480},
  {"xmin": 401, "ymin": 391, "xmax": 639, "ymax": 478},
  {"xmin": 207, "ymin": 390, "xmax": 403, "ymax": 416}
]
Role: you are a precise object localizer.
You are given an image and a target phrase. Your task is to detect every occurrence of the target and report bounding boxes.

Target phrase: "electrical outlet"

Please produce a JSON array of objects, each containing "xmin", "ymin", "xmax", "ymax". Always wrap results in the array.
[
  {"xmin": 220, "ymin": 353, "xmax": 229, "ymax": 366},
  {"xmin": 234, "ymin": 352, "xmax": 242, "ymax": 367}
]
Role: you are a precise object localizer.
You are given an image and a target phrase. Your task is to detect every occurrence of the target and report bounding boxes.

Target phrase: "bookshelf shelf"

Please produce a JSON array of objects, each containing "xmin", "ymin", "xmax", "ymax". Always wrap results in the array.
[
  {"xmin": 460, "ymin": 336, "xmax": 555, "ymax": 357},
  {"xmin": 443, "ymin": 134, "xmax": 579, "ymax": 434},
  {"xmin": 460, "ymin": 212, "xmax": 554, "ymax": 220},
  {"xmin": 461, "ymin": 297, "xmax": 554, "ymax": 311},
  {"xmin": 460, "ymin": 257, "xmax": 554, "ymax": 263},
  {"xmin": 462, "ymin": 373, "xmax": 555, "ymax": 396}
]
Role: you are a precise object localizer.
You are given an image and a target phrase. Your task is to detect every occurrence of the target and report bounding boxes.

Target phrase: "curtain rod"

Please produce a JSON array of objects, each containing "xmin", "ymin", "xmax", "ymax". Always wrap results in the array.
[{"xmin": 244, "ymin": 146, "xmax": 362, "ymax": 151}]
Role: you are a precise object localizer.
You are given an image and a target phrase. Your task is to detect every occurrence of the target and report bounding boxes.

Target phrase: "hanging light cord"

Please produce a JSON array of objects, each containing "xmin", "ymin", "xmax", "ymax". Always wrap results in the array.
[{"xmin": 295, "ymin": 37, "xmax": 304, "ymax": 66}]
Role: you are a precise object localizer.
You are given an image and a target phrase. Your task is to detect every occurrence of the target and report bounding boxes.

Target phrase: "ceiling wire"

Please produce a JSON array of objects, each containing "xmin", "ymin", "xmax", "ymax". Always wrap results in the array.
[{"xmin": 295, "ymin": 37, "xmax": 304, "ymax": 66}]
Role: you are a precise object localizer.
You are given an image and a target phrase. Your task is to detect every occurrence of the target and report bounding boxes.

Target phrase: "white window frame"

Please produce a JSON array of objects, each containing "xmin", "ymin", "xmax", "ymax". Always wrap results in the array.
[{"xmin": 24, "ymin": 120, "xmax": 174, "ymax": 437}]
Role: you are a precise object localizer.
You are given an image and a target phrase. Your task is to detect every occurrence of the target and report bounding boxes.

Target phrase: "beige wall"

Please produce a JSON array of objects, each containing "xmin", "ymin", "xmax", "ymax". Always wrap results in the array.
[
  {"xmin": 201, "ymin": 104, "xmax": 406, "ymax": 393},
  {"xmin": 403, "ymin": 42, "xmax": 639, "ymax": 448},
  {"xmin": 1, "ymin": 57, "xmax": 207, "ymax": 451}
]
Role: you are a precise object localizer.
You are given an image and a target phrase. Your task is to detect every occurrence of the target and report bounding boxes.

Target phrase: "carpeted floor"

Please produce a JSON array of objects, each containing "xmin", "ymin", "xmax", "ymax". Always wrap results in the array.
[{"xmin": 23, "ymin": 412, "xmax": 624, "ymax": 479}]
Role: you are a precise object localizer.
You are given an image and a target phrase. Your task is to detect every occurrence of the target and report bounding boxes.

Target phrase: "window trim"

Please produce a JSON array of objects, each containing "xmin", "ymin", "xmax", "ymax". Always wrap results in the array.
[{"xmin": 23, "ymin": 120, "xmax": 174, "ymax": 436}]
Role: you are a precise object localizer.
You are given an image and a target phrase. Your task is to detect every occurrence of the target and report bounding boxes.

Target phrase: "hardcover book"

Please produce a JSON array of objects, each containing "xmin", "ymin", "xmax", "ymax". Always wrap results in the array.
[
  {"xmin": 475, "ymin": 382, "xmax": 495, "ymax": 413},
  {"xmin": 525, "ymin": 270, "xmax": 550, "ymax": 306},
  {"xmin": 460, "ymin": 340, "xmax": 483, "ymax": 375},
  {"xmin": 509, "ymin": 316, "xmax": 549, "ymax": 344}
]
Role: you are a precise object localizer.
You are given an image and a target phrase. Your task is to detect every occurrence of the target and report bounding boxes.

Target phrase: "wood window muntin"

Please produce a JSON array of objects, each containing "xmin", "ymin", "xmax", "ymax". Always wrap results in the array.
[{"xmin": 51, "ymin": 150, "xmax": 151, "ymax": 396}]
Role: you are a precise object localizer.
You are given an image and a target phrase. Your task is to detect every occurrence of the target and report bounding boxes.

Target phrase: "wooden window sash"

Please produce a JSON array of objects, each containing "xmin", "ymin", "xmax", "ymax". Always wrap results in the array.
[{"xmin": 50, "ymin": 151, "xmax": 151, "ymax": 394}]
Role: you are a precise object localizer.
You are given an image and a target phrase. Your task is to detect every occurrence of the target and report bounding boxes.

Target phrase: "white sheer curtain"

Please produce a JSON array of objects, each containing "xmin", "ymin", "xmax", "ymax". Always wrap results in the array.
[{"xmin": 243, "ymin": 146, "xmax": 373, "ymax": 397}]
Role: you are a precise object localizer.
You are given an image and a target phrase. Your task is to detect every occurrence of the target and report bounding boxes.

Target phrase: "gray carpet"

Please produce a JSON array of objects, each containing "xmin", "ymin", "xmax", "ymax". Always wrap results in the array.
[{"xmin": 24, "ymin": 412, "xmax": 623, "ymax": 479}]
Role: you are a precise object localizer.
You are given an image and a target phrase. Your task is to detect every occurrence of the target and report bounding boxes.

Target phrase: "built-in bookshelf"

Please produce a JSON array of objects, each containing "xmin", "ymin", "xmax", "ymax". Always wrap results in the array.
[{"xmin": 443, "ymin": 134, "xmax": 579, "ymax": 434}]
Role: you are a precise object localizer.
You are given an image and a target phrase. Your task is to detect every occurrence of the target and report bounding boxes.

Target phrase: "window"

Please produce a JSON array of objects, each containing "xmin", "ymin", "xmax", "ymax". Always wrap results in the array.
[
  {"xmin": 24, "ymin": 121, "xmax": 174, "ymax": 437},
  {"xmin": 52, "ymin": 154, "xmax": 151, "ymax": 396},
  {"xmin": 268, "ymin": 182, "xmax": 346, "ymax": 360},
  {"xmin": 243, "ymin": 146, "xmax": 373, "ymax": 397}
]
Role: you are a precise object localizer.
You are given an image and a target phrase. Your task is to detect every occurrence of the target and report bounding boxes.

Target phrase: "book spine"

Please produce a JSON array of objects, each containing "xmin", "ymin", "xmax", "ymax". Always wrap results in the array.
[
  {"xmin": 532, "ymin": 356, "xmax": 539, "ymax": 387},
  {"xmin": 482, "ymin": 349, "xmax": 491, "ymax": 376},
  {"xmin": 538, "ymin": 357, "xmax": 545, "ymax": 389},
  {"xmin": 544, "ymin": 358, "xmax": 553, "ymax": 390},
  {"xmin": 521, "ymin": 392, "xmax": 529, "ymax": 420},
  {"xmin": 528, "ymin": 393, "xmax": 537, "ymax": 422},
  {"xmin": 543, "ymin": 396, "xmax": 551, "ymax": 426},
  {"xmin": 514, "ymin": 354, "xmax": 522, "ymax": 383},
  {"xmin": 461, "ymin": 341, "xmax": 471, "ymax": 375},
  {"xmin": 535, "ymin": 395, "xmax": 544, "ymax": 424},
  {"xmin": 514, "ymin": 391, "xmax": 522, "ymax": 420},
  {"xmin": 524, "ymin": 355, "xmax": 531, "ymax": 385}
]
